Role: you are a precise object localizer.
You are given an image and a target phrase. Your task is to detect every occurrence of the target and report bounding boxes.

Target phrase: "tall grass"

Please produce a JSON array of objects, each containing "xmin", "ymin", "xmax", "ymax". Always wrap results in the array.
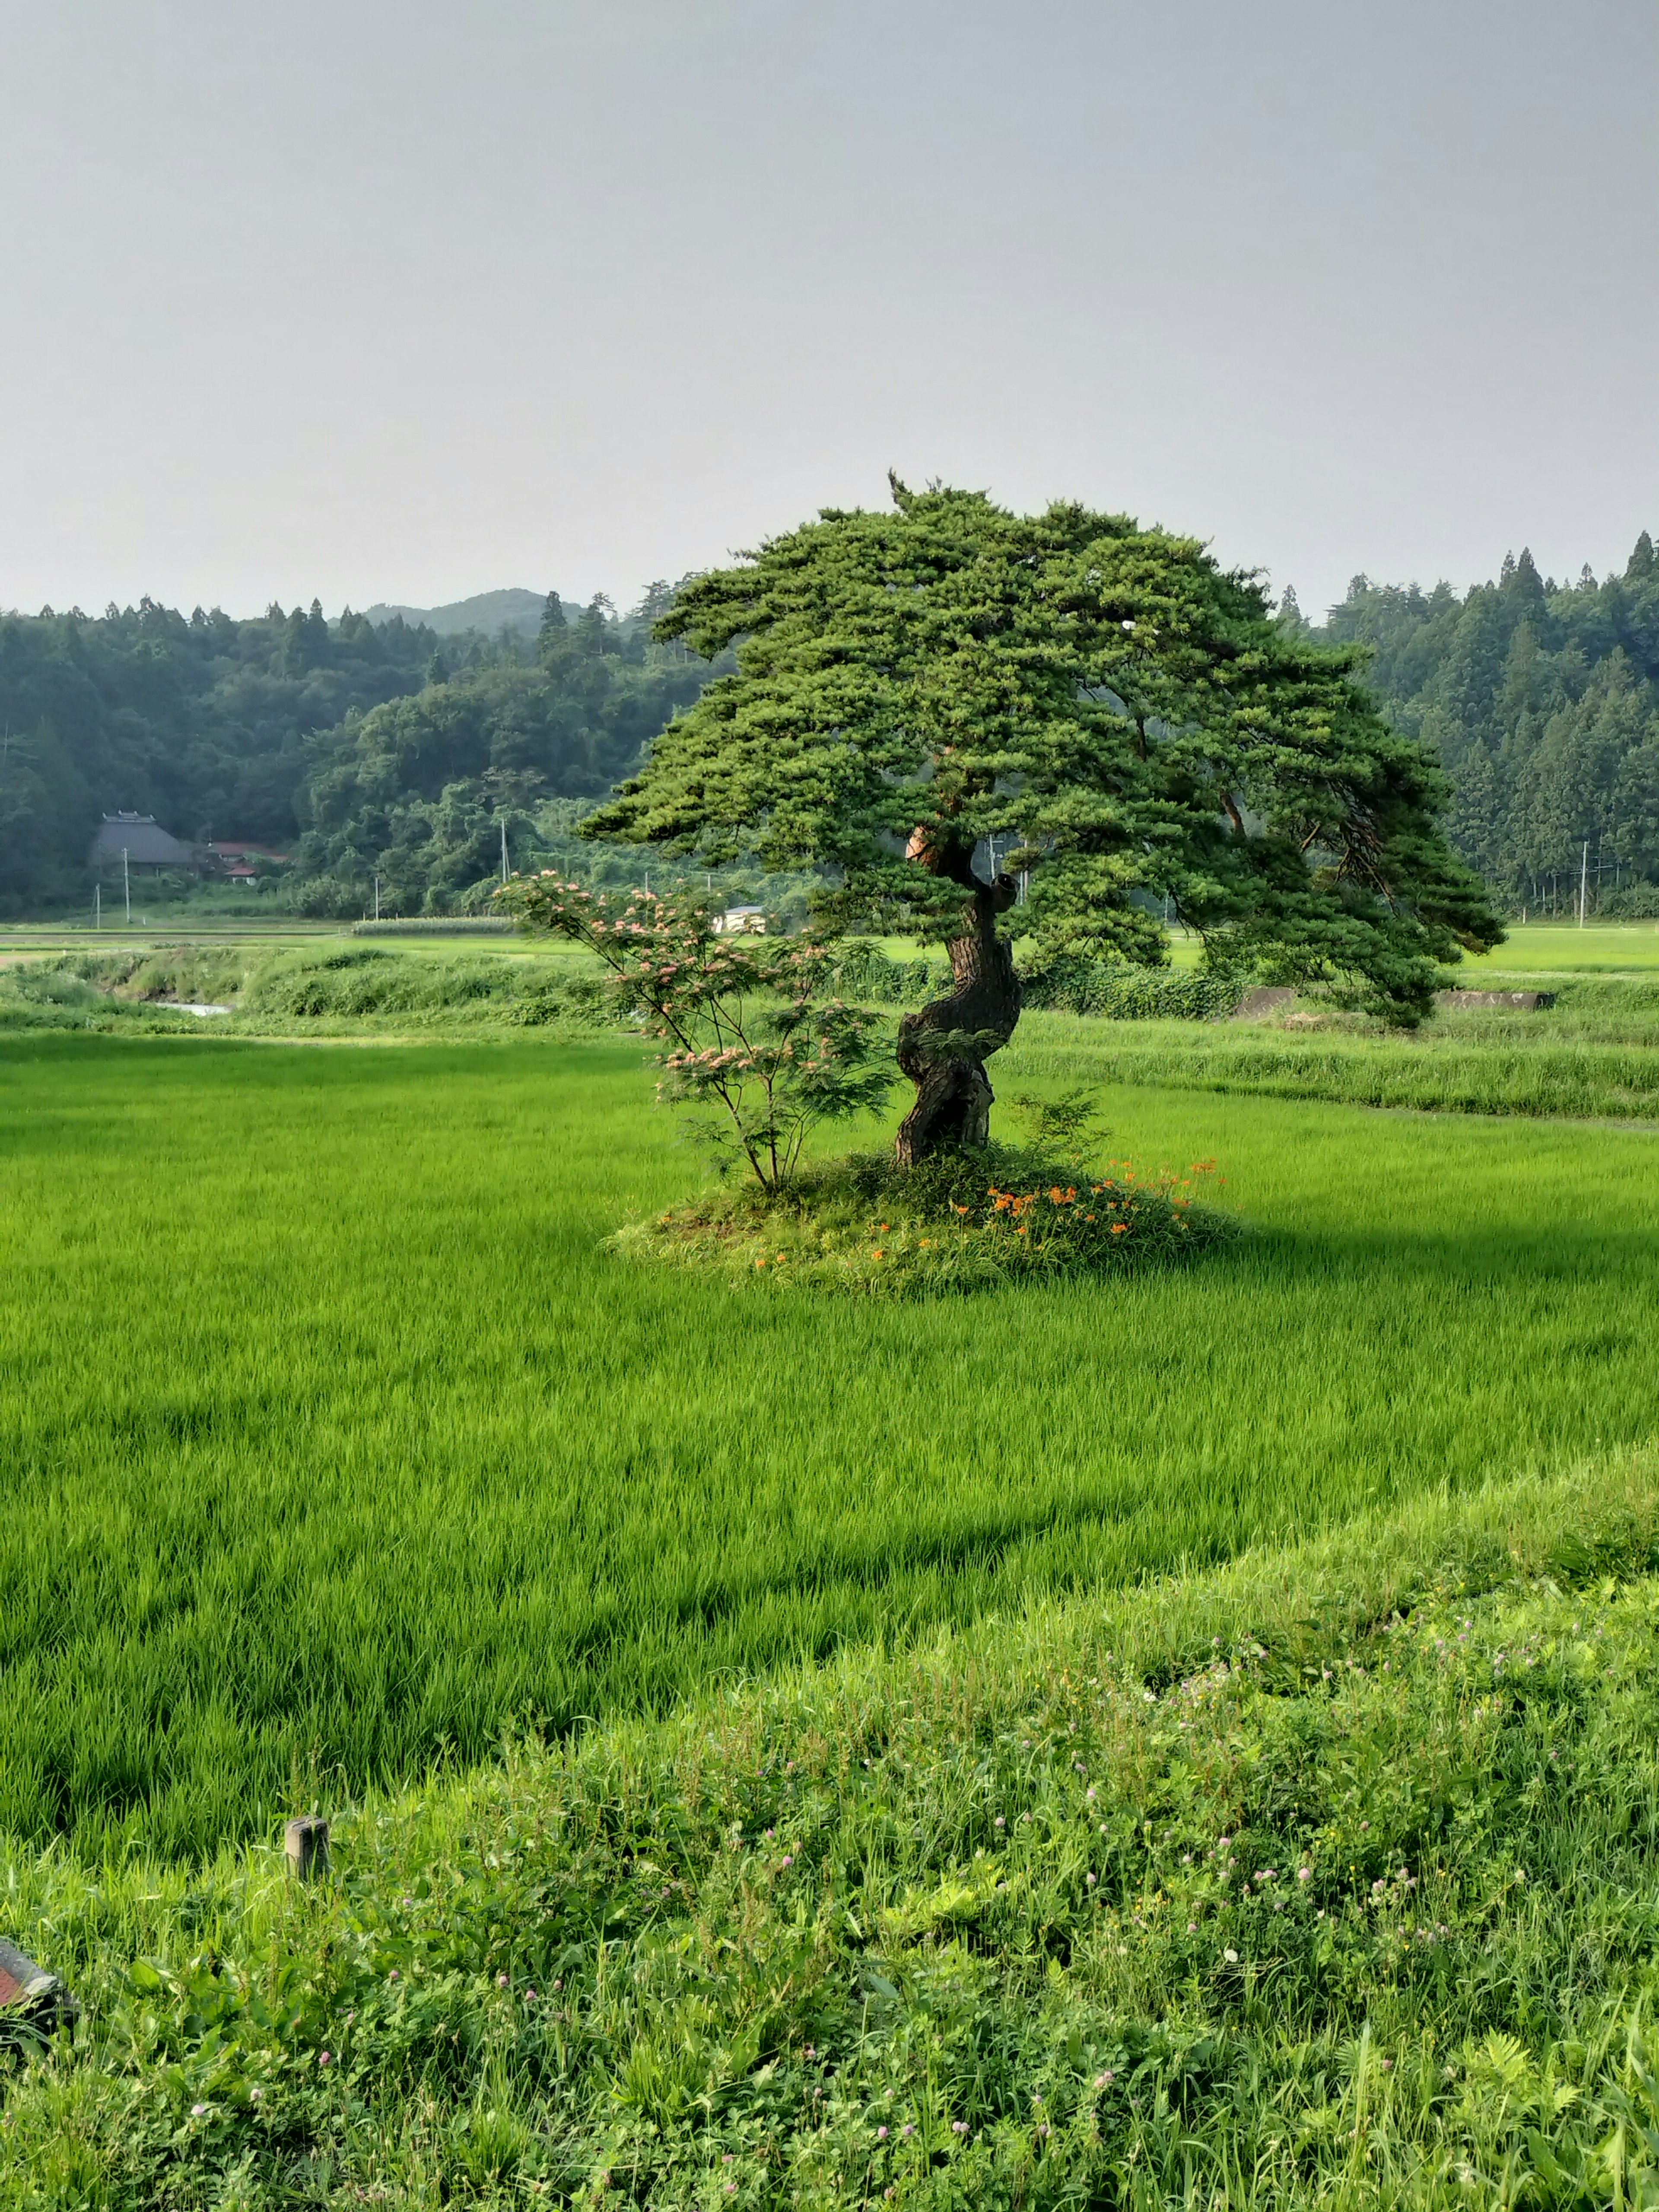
[
  {"xmin": 0, "ymin": 945, "xmax": 609, "ymax": 1034},
  {"xmin": 9, "ymin": 1459, "xmax": 1659, "ymax": 2207},
  {"xmin": 1011, "ymin": 1007, "xmax": 1659, "ymax": 1119},
  {"xmin": 7, "ymin": 1033, "xmax": 1659, "ymax": 1858}
]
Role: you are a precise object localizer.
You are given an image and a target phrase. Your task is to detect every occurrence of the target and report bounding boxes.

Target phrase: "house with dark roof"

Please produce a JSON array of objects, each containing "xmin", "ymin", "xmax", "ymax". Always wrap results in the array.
[{"xmin": 89, "ymin": 813, "xmax": 198, "ymax": 871}]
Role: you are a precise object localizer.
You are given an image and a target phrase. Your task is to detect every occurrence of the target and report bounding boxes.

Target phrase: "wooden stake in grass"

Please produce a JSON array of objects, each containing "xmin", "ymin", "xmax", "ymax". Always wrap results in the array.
[{"xmin": 285, "ymin": 1815, "xmax": 331, "ymax": 1882}]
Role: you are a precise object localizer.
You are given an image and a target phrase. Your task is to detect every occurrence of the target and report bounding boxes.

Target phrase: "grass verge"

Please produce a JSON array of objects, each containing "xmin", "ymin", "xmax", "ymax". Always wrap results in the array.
[{"xmin": 8, "ymin": 1457, "xmax": 1659, "ymax": 2206}]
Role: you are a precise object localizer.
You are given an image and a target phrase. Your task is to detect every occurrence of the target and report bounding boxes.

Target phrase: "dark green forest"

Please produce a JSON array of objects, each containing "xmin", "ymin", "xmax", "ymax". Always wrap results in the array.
[
  {"xmin": 0, "ymin": 588, "xmax": 718, "ymax": 915},
  {"xmin": 3, "ymin": 535, "xmax": 1657, "ymax": 918},
  {"xmin": 1292, "ymin": 530, "xmax": 1659, "ymax": 916}
]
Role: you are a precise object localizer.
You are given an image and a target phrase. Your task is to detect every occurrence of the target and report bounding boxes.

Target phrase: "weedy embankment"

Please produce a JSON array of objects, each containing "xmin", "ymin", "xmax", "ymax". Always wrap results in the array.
[{"xmin": 6, "ymin": 1462, "xmax": 1659, "ymax": 2206}]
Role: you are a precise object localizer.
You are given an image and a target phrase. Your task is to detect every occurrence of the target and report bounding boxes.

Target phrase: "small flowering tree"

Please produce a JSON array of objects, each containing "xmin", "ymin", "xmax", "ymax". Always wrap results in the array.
[{"xmin": 503, "ymin": 876, "xmax": 891, "ymax": 1192}]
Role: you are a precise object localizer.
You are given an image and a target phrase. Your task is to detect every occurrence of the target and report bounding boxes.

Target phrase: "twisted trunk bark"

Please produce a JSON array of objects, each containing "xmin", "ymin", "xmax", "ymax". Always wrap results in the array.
[{"xmin": 894, "ymin": 837, "xmax": 1021, "ymax": 1167}]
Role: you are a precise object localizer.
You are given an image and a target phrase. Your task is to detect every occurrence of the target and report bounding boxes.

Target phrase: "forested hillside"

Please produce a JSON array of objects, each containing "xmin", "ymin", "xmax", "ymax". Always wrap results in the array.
[
  {"xmin": 0, "ymin": 598, "xmax": 440, "ymax": 907},
  {"xmin": 289, "ymin": 591, "xmax": 720, "ymax": 915},
  {"xmin": 0, "ymin": 588, "xmax": 715, "ymax": 914},
  {"xmin": 6, "ymin": 538, "xmax": 1658, "ymax": 919},
  {"xmin": 1303, "ymin": 531, "xmax": 1659, "ymax": 915}
]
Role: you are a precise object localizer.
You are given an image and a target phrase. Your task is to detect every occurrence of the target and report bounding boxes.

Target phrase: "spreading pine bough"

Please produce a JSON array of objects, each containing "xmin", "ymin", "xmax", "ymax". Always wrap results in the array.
[{"xmin": 9, "ymin": 1458, "xmax": 1659, "ymax": 2206}]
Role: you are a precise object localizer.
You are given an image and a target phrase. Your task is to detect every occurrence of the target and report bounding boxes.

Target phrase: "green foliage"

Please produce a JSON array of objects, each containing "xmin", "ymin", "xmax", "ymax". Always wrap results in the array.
[
  {"xmin": 592, "ymin": 481, "xmax": 1501, "ymax": 1023},
  {"xmin": 0, "ymin": 947, "xmax": 245, "ymax": 1033},
  {"xmin": 1008, "ymin": 1086, "xmax": 1109, "ymax": 1156},
  {"xmin": 505, "ymin": 880, "xmax": 891, "ymax": 1190},
  {"xmin": 0, "ymin": 946, "xmax": 612, "ymax": 1034},
  {"xmin": 7, "ymin": 1031, "xmax": 1659, "ymax": 1857},
  {"xmin": 820, "ymin": 937, "xmax": 939, "ymax": 1004},
  {"xmin": 1018, "ymin": 948, "xmax": 1244, "ymax": 1019},
  {"xmin": 0, "ymin": 598, "xmax": 441, "ymax": 910},
  {"xmin": 239, "ymin": 948, "xmax": 607, "ymax": 1027},
  {"xmin": 293, "ymin": 609, "xmax": 718, "ymax": 912},
  {"xmin": 11, "ymin": 1465, "xmax": 1659, "ymax": 2206},
  {"xmin": 1602, "ymin": 881, "xmax": 1659, "ymax": 918},
  {"xmin": 616, "ymin": 1144, "xmax": 1231, "ymax": 1294},
  {"xmin": 0, "ymin": 590, "xmax": 727, "ymax": 917},
  {"xmin": 1320, "ymin": 536, "xmax": 1659, "ymax": 910}
]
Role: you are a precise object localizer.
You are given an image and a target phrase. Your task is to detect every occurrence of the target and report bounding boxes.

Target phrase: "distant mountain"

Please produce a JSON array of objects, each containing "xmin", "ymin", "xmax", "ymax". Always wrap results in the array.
[{"xmin": 362, "ymin": 588, "xmax": 571, "ymax": 641}]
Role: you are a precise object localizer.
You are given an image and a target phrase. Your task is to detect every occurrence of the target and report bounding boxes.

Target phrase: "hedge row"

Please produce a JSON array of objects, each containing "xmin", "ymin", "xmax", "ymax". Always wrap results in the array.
[
  {"xmin": 1018, "ymin": 953, "xmax": 1243, "ymax": 1020},
  {"xmin": 350, "ymin": 918, "xmax": 515, "ymax": 937}
]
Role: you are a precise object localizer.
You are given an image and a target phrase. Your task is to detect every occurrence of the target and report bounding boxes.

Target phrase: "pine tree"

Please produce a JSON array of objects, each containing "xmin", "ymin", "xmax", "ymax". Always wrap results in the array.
[
  {"xmin": 537, "ymin": 592, "xmax": 568, "ymax": 664},
  {"xmin": 587, "ymin": 480, "xmax": 1500, "ymax": 1163}
]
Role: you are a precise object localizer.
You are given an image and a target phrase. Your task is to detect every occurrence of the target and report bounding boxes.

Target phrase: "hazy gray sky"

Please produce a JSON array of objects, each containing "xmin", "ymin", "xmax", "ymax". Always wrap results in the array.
[{"xmin": 4, "ymin": 0, "xmax": 1655, "ymax": 620}]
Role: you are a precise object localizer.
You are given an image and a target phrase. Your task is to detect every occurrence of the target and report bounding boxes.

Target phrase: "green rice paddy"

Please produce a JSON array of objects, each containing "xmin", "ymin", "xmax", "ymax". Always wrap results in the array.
[
  {"xmin": 1465, "ymin": 918, "xmax": 1659, "ymax": 973},
  {"xmin": 7, "ymin": 1019, "xmax": 1659, "ymax": 1859}
]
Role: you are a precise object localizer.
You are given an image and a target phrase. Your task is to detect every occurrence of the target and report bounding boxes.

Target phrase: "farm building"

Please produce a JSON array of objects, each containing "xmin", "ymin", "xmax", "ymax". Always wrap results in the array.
[
  {"xmin": 89, "ymin": 812, "xmax": 197, "ymax": 871},
  {"xmin": 712, "ymin": 905, "xmax": 766, "ymax": 934},
  {"xmin": 208, "ymin": 841, "xmax": 290, "ymax": 881}
]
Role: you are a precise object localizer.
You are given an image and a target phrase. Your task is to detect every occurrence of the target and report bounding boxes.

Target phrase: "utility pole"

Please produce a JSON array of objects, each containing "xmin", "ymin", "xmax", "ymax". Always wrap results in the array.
[
  {"xmin": 94, "ymin": 882, "xmax": 101, "ymax": 930},
  {"xmin": 500, "ymin": 817, "xmax": 509, "ymax": 884},
  {"xmin": 123, "ymin": 847, "xmax": 130, "ymax": 923},
  {"xmin": 373, "ymin": 874, "xmax": 380, "ymax": 922},
  {"xmin": 1580, "ymin": 840, "xmax": 1589, "ymax": 928}
]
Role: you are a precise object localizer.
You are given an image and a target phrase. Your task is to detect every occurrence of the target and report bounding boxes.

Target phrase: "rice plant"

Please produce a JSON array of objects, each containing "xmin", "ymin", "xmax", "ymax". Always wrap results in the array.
[{"xmin": 6, "ymin": 1030, "xmax": 1659, "ymax": 1858}]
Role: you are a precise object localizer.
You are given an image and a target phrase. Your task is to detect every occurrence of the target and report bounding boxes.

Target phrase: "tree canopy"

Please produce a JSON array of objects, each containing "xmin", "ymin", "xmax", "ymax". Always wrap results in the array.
[
  {"xmin": 592, "ymin": 481, "xmax": 1501, "ymax": 1014},
  {"xmin": 7, "ymin": 517, "xmax": 1654, "ymax": 932},
  {"xmin": 586, "ymin": 481, "xmax": 1500, "ymax": 1162},
  {"xmin": 0, "ymin": 598, "xmax": 439, "ymax": 908}
]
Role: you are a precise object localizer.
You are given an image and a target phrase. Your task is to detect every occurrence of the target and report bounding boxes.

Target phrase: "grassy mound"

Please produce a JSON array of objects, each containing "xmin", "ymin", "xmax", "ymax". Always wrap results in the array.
[
  {"xmin": 9, "ymin": 1460, "xmax": 1659, "ymax": 2206},
  {"xmin": 616, "ymin": 1144, "xmax": 1237, "ymax": 1295}
]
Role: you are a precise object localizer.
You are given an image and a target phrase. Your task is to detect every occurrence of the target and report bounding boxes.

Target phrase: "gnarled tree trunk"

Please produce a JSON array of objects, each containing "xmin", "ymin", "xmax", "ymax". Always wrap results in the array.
[{"xmin": 894, "ymin": 836, "xmax": 1021, "ymax": 1167}]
